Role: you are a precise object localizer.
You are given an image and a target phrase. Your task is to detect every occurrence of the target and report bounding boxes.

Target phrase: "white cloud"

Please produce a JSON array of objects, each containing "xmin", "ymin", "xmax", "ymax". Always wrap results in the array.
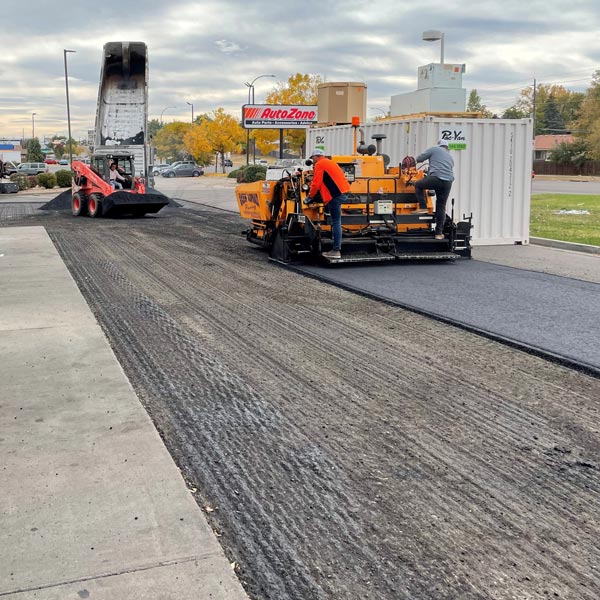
[{"xmin": 214, "ymin": 40, "xmax": 243, "ymax": 54}]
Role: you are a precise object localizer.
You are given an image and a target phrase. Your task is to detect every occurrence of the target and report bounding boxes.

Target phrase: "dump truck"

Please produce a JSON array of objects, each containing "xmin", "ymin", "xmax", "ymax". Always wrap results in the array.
[
  {"xmin": 234, "ymin": 132, "xmax": 472, "ymax": 264},
  {"xmin": 71, "ymin": 41, "xmax": 168, "ymax": 217}
]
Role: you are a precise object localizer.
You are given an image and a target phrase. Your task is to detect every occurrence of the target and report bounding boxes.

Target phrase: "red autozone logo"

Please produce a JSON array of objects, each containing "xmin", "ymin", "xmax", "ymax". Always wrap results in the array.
[{"xmin": 245, "ymin": 107, "xmax": 316, "ymax": 120}]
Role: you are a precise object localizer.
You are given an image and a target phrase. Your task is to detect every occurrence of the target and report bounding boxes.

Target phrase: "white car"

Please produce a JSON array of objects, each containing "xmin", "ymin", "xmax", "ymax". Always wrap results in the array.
[
  {"xmin": 150, "ymin": 163, "xmax": 170, "ymax": 175},
  {"xmin": 265, "ymin": 159, "xmax": 305, "ymax": 181}
]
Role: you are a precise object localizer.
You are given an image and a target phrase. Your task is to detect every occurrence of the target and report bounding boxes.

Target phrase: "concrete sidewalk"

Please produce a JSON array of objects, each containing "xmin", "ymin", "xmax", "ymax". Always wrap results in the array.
[{"xmin": 0, "ymin": 227, "xmax": 248, "ymax": 599}]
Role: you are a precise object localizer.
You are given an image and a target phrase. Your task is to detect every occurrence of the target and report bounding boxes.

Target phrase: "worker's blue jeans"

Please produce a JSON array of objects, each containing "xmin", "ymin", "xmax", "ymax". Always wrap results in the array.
[{"xmin": 327, "ymin": 194, "xmax": 346, "ymax": 250}]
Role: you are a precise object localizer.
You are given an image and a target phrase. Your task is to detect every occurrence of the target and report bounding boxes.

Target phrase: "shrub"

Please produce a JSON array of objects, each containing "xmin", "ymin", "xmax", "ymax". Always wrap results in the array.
[
  {"xmin": 55, "ymin": 169, "xmax": 72, "ymax": 187},
  {"xmin": 37, "ymin": 173, "xmax": 57, "ymax": 189},
  {"xmin": 235, "ymin": 164, "xmax": 267, "ymax": 183},
  {"xmin": 228, "ymin": 169, "xmax": 239, "ymax": 179},
  {"xmin": 28, "ymin": 175, "xmax": 38, "ymax": 188},
  {"xmin": 10, "ymin": 174, "xmax": 30, "ymax": 190}
]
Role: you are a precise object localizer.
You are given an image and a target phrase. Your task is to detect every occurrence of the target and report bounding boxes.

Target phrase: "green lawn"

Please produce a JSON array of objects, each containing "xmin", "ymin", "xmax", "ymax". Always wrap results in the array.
[{"xmin": 530, "ymin": 194, "xmax": 600, "ymax": 246}]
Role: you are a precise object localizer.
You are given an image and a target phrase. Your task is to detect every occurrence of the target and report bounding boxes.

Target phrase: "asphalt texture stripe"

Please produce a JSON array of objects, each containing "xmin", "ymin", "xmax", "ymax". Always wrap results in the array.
[{"xmin": 294, "ymin": 259, "xmax": 600, "ymax": 376}]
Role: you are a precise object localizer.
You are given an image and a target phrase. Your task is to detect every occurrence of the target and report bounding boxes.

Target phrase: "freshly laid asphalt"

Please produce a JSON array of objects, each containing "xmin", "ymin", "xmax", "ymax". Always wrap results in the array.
[
  {"xmin": 297, "ymin": 258, "xmax": 600, "ymax": 374},
  {"xmin": 0, "ymin": 226, "xmax": 248, "ymax": 599}
]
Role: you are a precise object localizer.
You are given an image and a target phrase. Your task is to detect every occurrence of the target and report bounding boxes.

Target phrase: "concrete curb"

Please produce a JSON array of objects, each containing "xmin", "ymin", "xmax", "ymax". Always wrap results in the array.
[{"xmin": 531, "ymin": 236, "xmax": 600, "ymax": 255}]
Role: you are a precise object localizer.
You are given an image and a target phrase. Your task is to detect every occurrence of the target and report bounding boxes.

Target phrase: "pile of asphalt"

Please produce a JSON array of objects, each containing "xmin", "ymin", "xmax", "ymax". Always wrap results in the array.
[
  {"xmin": 38, "ymin": 190, "xmax": 72, "ymax": 211},
  {"xmin": 38, "ymin": 188, "xmax": 178, "ymax": 211}
]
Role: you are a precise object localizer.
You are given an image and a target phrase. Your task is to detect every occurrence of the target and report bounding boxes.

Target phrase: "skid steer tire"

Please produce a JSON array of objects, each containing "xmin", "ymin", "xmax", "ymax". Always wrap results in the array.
[
  {"xmin": 72, "ymin": 192, "xmax": 87, "ymax": 217},
  {"xmin": 88, "ymin": 194, "xmax": 103, "ymax": 218}
]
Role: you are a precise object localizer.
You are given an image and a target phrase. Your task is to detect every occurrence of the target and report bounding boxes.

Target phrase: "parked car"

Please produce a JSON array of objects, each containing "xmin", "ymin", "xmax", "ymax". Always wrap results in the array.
[
  {"xmin": 223, "ymin": 159, "xmax": 233, "ymax": 167},
  {"xmin": 44, "ymin": 158, "xmax": 57, "ymax": 164},
  {"xmin": 59, "ymin": 159, "xmax": 69, "ymax": 166},
  {"xmin": 168, "ymin": 160, "xmax": 197, "ymax": 169},
  {"xmin": 150, "ymin": 163, "xmax": 170, "ymax": 175},
  {"xmin": 16, "ymin": 162, "xmax": 48, "ymax": 175},
  {"xmin": 161, "ymin": 164, "xmax": 204, "ymax": 178}
]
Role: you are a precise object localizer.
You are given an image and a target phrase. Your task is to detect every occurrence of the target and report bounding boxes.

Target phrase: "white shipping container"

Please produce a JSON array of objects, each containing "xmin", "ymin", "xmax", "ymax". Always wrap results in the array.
[{"xmin": 307, "ymin": 117, "xmax": 533, "ymax": 245}]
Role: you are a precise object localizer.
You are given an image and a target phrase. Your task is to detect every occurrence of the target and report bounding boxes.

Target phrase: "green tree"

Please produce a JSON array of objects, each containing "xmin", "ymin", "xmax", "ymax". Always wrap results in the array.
[
  {"xmin": 514, "ymin": 83, "xmax": 584, "ymax": 134},
  {"xmin": 575, "ymin": 70, "xmax": 600, "ymax": 158},
  {"xmin": 548, "ymin": 140, "xmax": 589, "ymax": 172},
  {"xmin": 543, "ymin": 94, "xmax": 566, "ymax": 133},
  {"xmin": 502, "ymin": 106, "xmax": 527, "ymax": 119},
  {"xmin": 154, "ymin": 121, "xmax": 193, "ymax": 161},
  {"xmin": 64, "ymin": 138, "xmax": 79, "ymax": 158},
  {"xmin": 466, "ymin": 89, "xmax": 495, "ymax": 117},
  {"xmin": 26, "ymin": 138, "xmax": 44, "ymax": 162},
  {"xmin": 49, "ymin": 136, "xmax": 66, "ymax": 159}
]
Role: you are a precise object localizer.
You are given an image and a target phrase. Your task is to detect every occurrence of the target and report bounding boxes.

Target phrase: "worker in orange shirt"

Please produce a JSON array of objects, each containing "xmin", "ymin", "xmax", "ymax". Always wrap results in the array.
[{"xmin": 305, "ymin": 149, "xmax": 350, "ymax": 259}]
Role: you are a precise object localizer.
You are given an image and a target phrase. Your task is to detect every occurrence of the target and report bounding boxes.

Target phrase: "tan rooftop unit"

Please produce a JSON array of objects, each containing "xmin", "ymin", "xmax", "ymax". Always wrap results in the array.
[{"xmin": 317, "ymin": 82, "xmax": 367, "ymax": 125}]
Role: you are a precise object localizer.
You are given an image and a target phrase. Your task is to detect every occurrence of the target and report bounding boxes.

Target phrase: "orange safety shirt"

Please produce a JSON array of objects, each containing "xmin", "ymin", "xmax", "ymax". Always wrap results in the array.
[{"xmin": 308, "ymin": 157, "xmax": 350, "ymax": 204}]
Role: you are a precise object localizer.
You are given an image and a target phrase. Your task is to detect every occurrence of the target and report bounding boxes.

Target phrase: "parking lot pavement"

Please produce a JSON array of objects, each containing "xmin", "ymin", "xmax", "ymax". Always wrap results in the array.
[{"xmin": 0, "ymin": 226, "xmax": 249, "ymax": 600}]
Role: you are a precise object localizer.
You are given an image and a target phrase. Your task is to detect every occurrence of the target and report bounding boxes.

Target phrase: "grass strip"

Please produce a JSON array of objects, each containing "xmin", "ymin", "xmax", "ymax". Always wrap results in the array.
[{"xmin": 530, "ymin": 194, "xmax": 600, "ymax": 246}]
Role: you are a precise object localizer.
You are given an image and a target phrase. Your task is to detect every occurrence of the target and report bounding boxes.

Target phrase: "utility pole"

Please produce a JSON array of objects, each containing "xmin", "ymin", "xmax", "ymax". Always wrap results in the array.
[
  {"xmin": 532, "ymin": 78, "xmax": 537, "ymax": 136},
  {"xmin": 532, "ymin": 78, "xmax": 537, "ymax": 167}
]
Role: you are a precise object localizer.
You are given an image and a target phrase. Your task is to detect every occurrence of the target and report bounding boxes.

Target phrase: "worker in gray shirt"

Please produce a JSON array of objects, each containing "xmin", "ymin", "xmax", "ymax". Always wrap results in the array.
[{"xmin": 413, "ymin": 140, "xmax": 455, "ymax": 239}]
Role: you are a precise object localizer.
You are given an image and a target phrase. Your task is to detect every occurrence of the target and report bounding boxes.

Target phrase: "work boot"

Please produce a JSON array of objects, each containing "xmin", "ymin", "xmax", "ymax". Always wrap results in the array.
[
  {"xmin": 323, "ymin": 249, "xmax": 341, "ymax": 259},
  {"xmin": 412, "ymin": 208, "xmax": 429, "ymax": 214},
  {"xmin": 434, "ymin": 234, "xmax": 445, "ymax": 240}
]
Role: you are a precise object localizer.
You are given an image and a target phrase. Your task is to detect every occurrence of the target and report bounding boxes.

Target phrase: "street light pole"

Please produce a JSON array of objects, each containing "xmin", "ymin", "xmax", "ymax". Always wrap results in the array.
[
  {"xmin": 186, "ymin": 101, "xmax": 194, "ymax": 124},
  {"xmin": 64, "ymin": 49, "xmax": 76, "ymax": 165},
  {"xmin": 422, "ymin": 30, "xmax": 445, "ymax": 64},
  {"xmin": 243, "ymin": 74, "xmax": 275, "ymax": 165},
  {"xmin": 160, "ymin": 106, "xmax": 176, "ymax": 124},
  {"xmin": 369, "ymin": 107, "xmax": 388, "ymax": 119},
  {"xmin": 31, "ymin": 112, "xmax": 36, "ymax": 140}
]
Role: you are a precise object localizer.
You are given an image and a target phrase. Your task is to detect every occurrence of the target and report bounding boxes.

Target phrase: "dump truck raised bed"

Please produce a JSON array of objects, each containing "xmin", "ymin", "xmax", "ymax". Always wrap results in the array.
[{"xmin": 71, "ymin": 41, "xmax": 168, "ymax": 218}]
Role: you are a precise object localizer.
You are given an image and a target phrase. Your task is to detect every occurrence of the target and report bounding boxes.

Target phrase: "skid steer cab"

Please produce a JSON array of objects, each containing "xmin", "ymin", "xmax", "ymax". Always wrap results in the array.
[
  {"xmin": 71, "ymin": 153, "xmax": 168, "ymax": 218},
  {"xmin": 234, "ymin": 136, "xmax": 472, "ymax": 265}
]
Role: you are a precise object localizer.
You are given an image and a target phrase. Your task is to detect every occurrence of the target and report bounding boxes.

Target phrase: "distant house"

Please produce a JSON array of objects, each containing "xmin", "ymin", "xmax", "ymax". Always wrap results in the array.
[{"xmin": 534, "ymin": 134, "xmax": 574, "ymax": 161}]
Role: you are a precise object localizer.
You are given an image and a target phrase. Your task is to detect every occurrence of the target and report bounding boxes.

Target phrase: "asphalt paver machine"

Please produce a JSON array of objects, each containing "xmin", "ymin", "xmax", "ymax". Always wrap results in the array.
[{"xmin": 235, "ymin": 133, "xmax": 472, "ymax": 264}]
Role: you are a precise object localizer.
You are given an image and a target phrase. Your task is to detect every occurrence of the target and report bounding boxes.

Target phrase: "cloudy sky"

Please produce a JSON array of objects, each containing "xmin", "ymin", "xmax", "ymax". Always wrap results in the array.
[{"xmin": 1, "ymin": 0, "xmax": 599, "ymax": 142}]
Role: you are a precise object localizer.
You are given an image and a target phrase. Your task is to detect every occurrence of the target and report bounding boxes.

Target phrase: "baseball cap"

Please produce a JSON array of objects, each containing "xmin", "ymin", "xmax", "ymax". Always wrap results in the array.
[
  {"xmin": 437, "ymin": 139, "xmax": 449, "ymax": 147},
  {"xmin": 309, "ymin": 148, "xmax": 325, "ymax": 157}
]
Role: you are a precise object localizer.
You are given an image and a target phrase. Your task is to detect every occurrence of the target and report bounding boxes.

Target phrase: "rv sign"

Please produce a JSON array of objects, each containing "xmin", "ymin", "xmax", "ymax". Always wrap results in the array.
[{"xmin": 243, "ymin": 104, "xmax": 318, "ymax": 129}]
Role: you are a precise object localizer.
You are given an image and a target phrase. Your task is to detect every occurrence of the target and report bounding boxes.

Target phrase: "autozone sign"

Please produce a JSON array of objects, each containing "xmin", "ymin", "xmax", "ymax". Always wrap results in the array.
[{"xmin": 243, "ymin": 104, "xmax": 318, "ymax": 129}]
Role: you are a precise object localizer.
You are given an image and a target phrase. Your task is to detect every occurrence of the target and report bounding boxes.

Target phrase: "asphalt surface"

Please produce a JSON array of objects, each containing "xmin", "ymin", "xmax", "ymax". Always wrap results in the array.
[
  {"xmin": 532, "ymin": 179, "xmax": 600, "ymax": 195},
  {"xmin": 296, "ymin": 259, "xmax": 600, "ymax": 374},
  {"xmin": 1, "ymin": 200, "xmax": 600, "ymax": 599}
]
